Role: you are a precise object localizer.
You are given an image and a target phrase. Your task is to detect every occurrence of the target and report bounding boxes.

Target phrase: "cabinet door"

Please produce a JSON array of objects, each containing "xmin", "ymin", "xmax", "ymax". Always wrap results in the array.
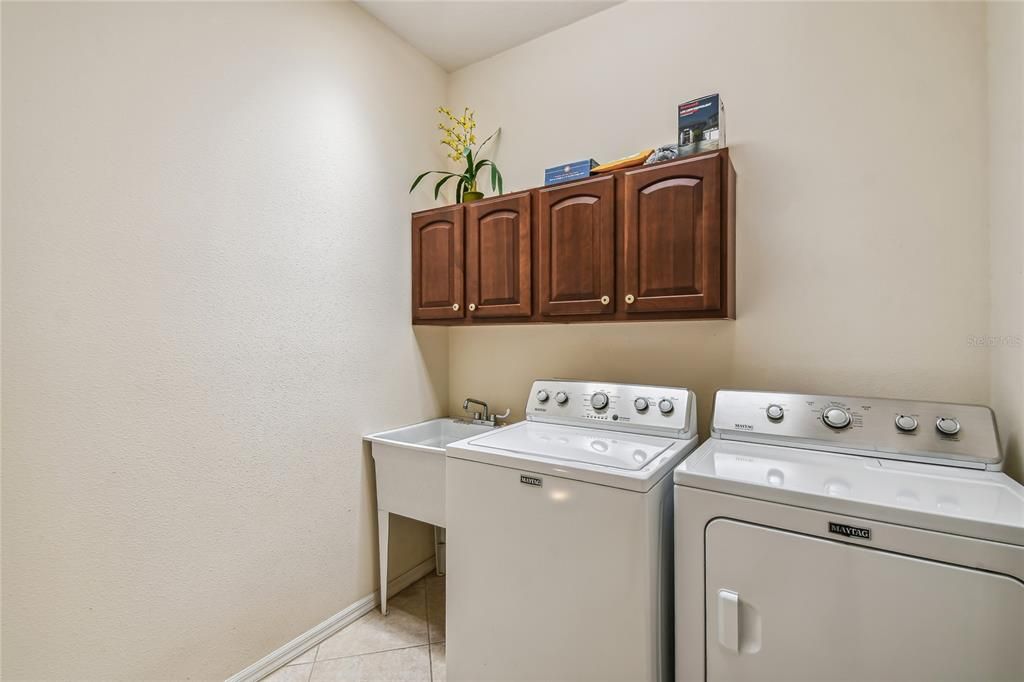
[
  {"xmin": 622, "ymin": 155, "xmax": 721, "ymax": 313},
  {"xmin": 537, "ymin": 175, "xmax": 615, "ymax": 316},
  {"xmin": 465, "ymin": 192, "xmax": 531, "ymax": 318},
  {"xmin": 412, "ymin": 205, "xmax": 464, "ymax": 321}
]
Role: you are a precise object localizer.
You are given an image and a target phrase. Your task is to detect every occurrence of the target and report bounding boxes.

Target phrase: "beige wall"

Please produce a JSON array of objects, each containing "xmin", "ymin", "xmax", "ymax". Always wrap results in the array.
[
  {"xmin": 988, "ymin": 2, "xmax": 1024, "ymax": 481},
  {"xmin": 447, "ymin": 2, "xmax": 997, "ymax": 456},
  {"xmin": 2, "ymin": 2, "xmax": 449, "ymax": 679}
]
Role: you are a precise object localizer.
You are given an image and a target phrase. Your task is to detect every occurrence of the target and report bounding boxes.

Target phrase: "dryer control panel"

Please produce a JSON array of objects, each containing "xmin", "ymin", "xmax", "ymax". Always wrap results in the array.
[
  {"xmin": 711, "ymin": 390, "xmax": 1002, "ymax": 470},
  {"xmin": 526, "ymin": 379, "xmax": 696, "ymax": 440}
]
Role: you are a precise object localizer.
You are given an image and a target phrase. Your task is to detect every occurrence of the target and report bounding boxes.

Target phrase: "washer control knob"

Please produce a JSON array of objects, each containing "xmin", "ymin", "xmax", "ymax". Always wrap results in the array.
[
  {"xmin": 591, "ymin": 392, "xmax": 609, "ymax": 410},
  {"xmin": 536, "ymin": 390, "xmax": 549, "ymax": 403},
  {"xmin": 766, "ymin": 404, "xmax": 784, "ymax": 421},
  {"xmin": 634, "ymin": 397, "xmax": 649, "ymax": 412},
  {"xmin": 658, "ymin": 398, "xmax": 674, "ymax": 415},
  {"xmin": 895, "ymin": 414, "xmax": 918, "ymax": 432},
  {"xmin": 822, "ymin": 407, "xmax": 852, "ymax": 429},
  {"xmin": 936, "ymin": 417, "xmax": 960, "ymax": 436},
  {"xmin": 554, "ymin": 391, "xmax": 569, "ymax": 405}
]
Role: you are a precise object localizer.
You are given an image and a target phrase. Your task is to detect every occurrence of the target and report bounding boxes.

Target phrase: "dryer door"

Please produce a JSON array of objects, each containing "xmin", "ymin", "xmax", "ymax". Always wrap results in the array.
[{"xmin": 705, "ymin": 519, "xmax": 1024, "ymax": 681}]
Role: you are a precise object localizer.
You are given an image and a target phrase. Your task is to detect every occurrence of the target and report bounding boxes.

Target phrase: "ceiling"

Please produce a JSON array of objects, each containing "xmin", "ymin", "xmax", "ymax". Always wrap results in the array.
[{"xmin": 356, "ymin": 1, "xmax": 620, "ymax": 72}]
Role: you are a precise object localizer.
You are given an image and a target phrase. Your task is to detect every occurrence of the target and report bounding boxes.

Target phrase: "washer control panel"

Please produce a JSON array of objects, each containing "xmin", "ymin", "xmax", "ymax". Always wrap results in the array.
[
  {"xmin": 711, "ymin": 390, "xmax": 1002, "ymax": 470},
  {"xmin": 526, "ymin": 379, "xmax": 695, "ymax": 439}
]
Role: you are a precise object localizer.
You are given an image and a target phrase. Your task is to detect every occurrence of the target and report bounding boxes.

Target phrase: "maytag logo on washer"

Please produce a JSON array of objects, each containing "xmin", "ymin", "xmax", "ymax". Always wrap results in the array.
[
  {"xmin": 520, "ymin": 474, "xmax": 543, "ymax": 487},
  {"xmin": 829, "ymin": 522, "xmax": 871, "ymax": 540}
]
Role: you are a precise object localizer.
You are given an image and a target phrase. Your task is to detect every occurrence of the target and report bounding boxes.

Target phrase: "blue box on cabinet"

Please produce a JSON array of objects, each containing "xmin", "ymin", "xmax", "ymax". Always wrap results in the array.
[{"xmin": 543, "ymin": 159, "xmax": 598, "ymax": 186}]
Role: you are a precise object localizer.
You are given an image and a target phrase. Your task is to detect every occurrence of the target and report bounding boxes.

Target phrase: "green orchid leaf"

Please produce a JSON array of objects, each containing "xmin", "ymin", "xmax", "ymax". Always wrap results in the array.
[
  {"xmin": 410, "ymin": 170, "xmax": 453, "ymax": 193},
  {"xmin": 434, "ymin": 173, "xmax": 457, "ymax": 200},
  {"xmin": 409, "ymin": 170, "xmax": 435, "ymax": 193},
  {"xmin": 475, "ymin": 128, "xmax": 499, "ymax": 158},
  {"xmin": 455, "ymin": 176, "xmax": 466, "ymax": 204},
  {"xmin": 483, "ymin": 163, "xmax": 502, "ymax": 195}
]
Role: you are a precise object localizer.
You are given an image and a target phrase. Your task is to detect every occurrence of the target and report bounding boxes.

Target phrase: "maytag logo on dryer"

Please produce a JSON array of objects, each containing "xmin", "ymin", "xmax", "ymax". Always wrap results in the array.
[
  {"xmin": 520, "ymin": 474, "xmax": 543, "ymax": 487},
  {"xmin": 828, "ymin": 522, "xmax": 871, "ymax": 540},
  {"xmin": 733, "ymin": 423, "xmax": 755, "ymax": 431}
]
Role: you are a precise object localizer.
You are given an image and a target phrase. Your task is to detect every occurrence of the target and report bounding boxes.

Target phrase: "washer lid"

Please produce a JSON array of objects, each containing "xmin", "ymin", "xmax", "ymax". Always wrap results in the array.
[
  {"xmin": 675, "ymin": 439, "xmax": 1024, "ymax": 545},
  {"xmin": 468, "ymin": 422, "xmax": 675, "ymax": 471}
]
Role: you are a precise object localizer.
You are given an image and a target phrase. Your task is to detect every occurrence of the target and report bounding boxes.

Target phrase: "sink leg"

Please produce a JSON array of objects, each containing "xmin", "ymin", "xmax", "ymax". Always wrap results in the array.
[
  {"xmin": 378, "ymin": 510, "xmax": 389, "ymax": 615},
  {"xmin": 434, "ymin": 526, "xmax": 446, "ymax": 576}
]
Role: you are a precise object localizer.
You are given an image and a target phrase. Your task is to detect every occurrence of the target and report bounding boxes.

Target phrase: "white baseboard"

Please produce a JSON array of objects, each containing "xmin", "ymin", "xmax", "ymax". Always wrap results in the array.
[{"xmin": 226, "ymin": 555, "xmax": 437, "ymax": 682}]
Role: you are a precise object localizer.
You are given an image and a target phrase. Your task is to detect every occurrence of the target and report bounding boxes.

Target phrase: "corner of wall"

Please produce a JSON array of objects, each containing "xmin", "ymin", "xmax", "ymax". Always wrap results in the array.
[{"xmin": 986, "ymin": 0, "xmax": 1024, "ymax": 481}]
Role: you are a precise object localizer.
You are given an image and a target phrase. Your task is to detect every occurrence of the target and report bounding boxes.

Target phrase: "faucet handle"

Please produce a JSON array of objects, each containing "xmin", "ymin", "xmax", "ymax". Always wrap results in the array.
[{"xmin": 491, "ymin": 408, "xmax": 511, "ymax": 425}]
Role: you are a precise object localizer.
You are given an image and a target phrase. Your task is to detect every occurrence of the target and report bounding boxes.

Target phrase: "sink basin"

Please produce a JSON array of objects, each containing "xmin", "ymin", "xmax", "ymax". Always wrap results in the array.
[
  {"xmin": 365, "ymin": 418, "xmax": 496, "ymax": 528},
  {"xmin": 367, "ymin": 417, "xmax": 494, "ymax": 455},
  {"xmin": 366, "ymin": 418, "xmax": 497, "ymax": 612}
]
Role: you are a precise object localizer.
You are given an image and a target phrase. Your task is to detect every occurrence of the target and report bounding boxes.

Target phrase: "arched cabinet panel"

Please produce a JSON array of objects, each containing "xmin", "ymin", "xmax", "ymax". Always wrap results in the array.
[
  {"xmin": 466, "ymin": 192, "xmax": 532, "ymax": 318},
  {"xmin": 622, "ymin": 154, "xmax": 722, "ymax": 313},
  {"xmin": 537, "ymin": 175, "xmax": 615, "ymax": 317},
  {"xmin": 412, "ymin": 205, "xmax": 464, "ymax": 320}
]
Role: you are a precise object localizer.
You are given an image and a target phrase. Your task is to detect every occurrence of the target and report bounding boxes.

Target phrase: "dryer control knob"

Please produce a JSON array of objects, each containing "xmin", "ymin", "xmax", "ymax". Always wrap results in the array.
[
  {"xmin": 536, "ymin": 390, "xmax": 549, "ymax": 403},
  {"xmin": 822, "ymin": 407, "xmax": 852, "ymax": 429},
  {"xmin": 591, "ymin": 392, "xmax": 609, "ymax": 410},
  {"xmin": 936, "ymin": 417, "xmax": 960, "ymax": 436},
  {"xmin": 658, "ymin": 398, "xmax": 674, "ymax": 415},
  {"xmin": 634, "ymin": 397, "xmax": 649, "ymax": 412},
  {"xmin": 895, "ymin": 414, "xmax": 918, "ymax": 432},
  {"xmin": 554, "ymin": 391, "xmax": 569, "ymax": 405},
  {"xmin": 766, "ymin": 404, "xmax": 784, "ymax": 421}
]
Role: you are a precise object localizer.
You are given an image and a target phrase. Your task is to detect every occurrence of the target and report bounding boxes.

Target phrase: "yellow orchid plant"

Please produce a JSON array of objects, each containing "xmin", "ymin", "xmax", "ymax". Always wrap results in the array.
[{"xmin": 410, "ymin": 106, "xmax": 503, "ymax": 203}]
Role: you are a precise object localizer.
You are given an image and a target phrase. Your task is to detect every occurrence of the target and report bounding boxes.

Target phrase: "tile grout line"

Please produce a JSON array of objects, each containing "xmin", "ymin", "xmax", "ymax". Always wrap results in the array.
[
  {"xmin": 285, "ymin": 579, "xmax": 437, "ymax": 680},
  {"xmin": 316, "ymin": 642, "xmax": 432, "ymax": 664}
]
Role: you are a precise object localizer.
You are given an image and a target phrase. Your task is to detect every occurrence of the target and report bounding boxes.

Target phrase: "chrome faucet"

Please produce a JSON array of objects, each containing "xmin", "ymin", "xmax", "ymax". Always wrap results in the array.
[
  {"xmin": 462, "ymin": 398, "xmax": 511, "ymax": 426},
  {"xmin": 463, "ymin": 397, "xmax": 489, "ymax": 421}
]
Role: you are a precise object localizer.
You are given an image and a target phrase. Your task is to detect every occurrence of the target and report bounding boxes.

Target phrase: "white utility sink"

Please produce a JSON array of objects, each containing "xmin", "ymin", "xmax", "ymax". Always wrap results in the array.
[{"xmin": 365, "ymin": 418, "xmax": 496, "ymax": 613}]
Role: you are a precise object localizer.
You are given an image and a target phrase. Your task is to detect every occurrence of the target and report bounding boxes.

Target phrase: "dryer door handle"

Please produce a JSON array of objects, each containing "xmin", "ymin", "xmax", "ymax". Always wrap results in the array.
[{"xmin": 717, "ymin": 589, "xmax": 740, "ymax": 653}]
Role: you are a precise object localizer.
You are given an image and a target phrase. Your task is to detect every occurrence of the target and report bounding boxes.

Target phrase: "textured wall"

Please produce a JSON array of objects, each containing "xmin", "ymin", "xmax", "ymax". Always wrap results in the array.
[
  {"xmin": 2, "ymin": 2, "xmax": 448, "ymax": 678},
  {"xmin": 446, "ymin": 2, "xmax": 996, "ymax": 459},
  {"xmin": 988, "ymin": 1, "xmax": 1024, "ymax": 481}
]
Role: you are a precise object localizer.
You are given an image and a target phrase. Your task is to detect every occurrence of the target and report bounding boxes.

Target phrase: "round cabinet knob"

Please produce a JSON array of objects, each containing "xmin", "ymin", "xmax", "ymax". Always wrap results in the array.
[
  {"xmin": 591, "ymin": 392, "xmax": 609, "ymax": 410},
  {"xmin": 600, "ymin": 296, "xmax": 610, "ymax": 305},
  {"xmin": 555, "ymin": 391, "xmax": 569, "ymax": 405},
  {"xmin": 766, "ymin": 404, "xmax": 784, "ymax": 421},
  {"xmin": 625, "ymin": 294, "xmax": 636, "ymax": 304},
  {"xmin": 536, "ymin": 390, "xmax": 549, "ymax": 403},
  {"xmin": 936, "ymin": 417, "xmax": 960, "ymax": 436},
  {"xmin": 895, "ymin": 414, "xmax": 918, "ymax": 432},
  {"xmin": 452, "ymin": 303, "xmax": 460, "ymax": 311},
  {"xmin": 634, "ymin": 397, "xmax": 650, "ymax": 412},
  {"xmin": 468, "ymin": 303, "xmax": 477, "ymax": 311},
  {"xmin": 822, "ymin": 407, "xmax": 852, "ymax": 429},
  {"xmin": 658, "ymin": 398, "xmax": 674, "ymax": 415}
]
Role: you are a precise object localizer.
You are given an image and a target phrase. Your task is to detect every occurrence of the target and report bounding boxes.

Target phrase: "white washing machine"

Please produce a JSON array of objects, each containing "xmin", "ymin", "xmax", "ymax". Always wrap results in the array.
[
  {"xmin": 446, "ymin": 380, "xmax": 699, "ymax": 682},
  {"xmin": 675, "ymin": 390, "xmax": 1024, "ymax": 682}
]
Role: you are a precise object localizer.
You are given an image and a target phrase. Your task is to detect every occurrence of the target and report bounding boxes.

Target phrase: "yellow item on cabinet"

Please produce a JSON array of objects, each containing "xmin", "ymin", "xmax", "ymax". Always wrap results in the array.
[{"xmin": 591, "ymin": 149, "xmax": 655, "ymax": 173}]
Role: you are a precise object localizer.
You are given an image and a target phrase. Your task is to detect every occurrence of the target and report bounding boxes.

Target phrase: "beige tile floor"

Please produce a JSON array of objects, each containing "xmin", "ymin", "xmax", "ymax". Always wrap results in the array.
[{"xmin": 262, "ymin": 574, "xmax": 445, "ymax": 682}]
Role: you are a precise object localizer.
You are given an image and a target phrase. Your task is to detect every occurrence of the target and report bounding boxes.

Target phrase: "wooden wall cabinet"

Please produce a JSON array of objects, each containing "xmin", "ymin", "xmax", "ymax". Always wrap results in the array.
[
  {"xmin": 465, "ymin": 192, "xmax": 532, "ymax": 319},
  {"xmin": 412, "ymin": 205, "xmax": 463, "ymax": 320},
  {"xmin": 411, "ymin": 149, "xmax": 735, "ymax": 325},
  {"xmin": 537, "ymin": 175, "xmax": 615, "ymax": 317},
  {"xmin": 622, "ymin": 153, "xmax": 722, "ymax": 314}
]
